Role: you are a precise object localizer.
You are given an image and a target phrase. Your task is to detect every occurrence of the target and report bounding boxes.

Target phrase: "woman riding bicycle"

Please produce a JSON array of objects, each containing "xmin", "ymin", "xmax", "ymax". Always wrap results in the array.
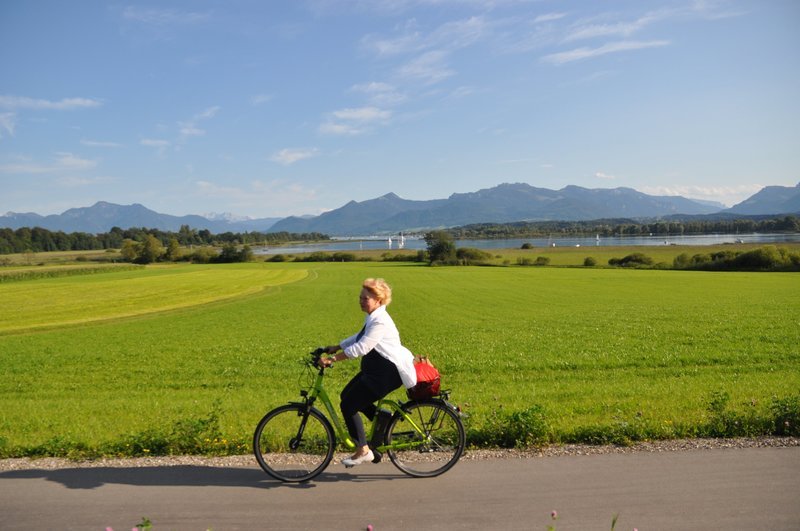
[{"xmin": 319, "ymin": 278, "xmax": 417, "ymax": 467}]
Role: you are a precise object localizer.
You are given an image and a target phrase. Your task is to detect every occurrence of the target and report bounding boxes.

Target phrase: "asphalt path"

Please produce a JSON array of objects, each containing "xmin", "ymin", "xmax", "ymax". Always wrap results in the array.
[{"xmin": 1, "ymin": 447, "xmax": 798, "ymax": 530}]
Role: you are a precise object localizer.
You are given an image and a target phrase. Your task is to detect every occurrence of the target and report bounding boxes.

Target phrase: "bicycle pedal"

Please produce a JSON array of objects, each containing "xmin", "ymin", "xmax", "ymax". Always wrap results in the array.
[{"xmin": 371, "ymin": 450, "xmax": 382, "ymax": 463}]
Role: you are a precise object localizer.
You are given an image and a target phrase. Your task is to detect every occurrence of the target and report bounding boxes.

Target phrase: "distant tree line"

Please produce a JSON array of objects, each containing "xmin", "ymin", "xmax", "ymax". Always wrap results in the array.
[
  {"xmin": 0, "ymin": 225, "xmax": 329, "ymax": 255},
  {"xmin": 597, "ymin": 246, "xmax": 800, "ymax": 272},
  {"xmin": 449, "ymin": 215, "xmax": 800, "ymax": 239}
]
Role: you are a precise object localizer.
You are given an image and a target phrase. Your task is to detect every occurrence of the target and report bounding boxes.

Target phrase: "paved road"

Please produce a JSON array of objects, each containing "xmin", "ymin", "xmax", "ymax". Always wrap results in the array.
[{"xmin": 1, "ymin": 447, "xmax": 798, "ymax": 530}]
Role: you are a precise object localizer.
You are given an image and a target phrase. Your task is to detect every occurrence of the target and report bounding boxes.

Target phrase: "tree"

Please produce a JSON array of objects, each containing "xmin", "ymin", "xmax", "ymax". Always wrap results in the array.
[
  {"xmin": 120, "ymin": 239, "xmax": 138, "ymax": 262},
  {"xmin": 164, "ymin": 238, "xmax": 182, "ymax": 261},
  {"xmin": 137, "ymin": 234, "xmax": 165, "ymax": 264},
  {"xmin": 424, "ymin": 230, "xmax": 457, "ymax": 265}
]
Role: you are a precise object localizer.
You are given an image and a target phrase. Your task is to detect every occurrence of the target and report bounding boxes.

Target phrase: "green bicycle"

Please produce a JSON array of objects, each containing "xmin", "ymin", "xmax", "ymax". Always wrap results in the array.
[{"xmin": 253, "ymin": 348, "xmax": 466, "ymax": 482}]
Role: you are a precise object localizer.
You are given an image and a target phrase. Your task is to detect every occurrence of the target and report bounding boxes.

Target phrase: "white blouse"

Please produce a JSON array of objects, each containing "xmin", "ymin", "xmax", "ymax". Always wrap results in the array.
[{"xmin": 340, "ymin": 305, "xmax": 417, "ymax": 389}]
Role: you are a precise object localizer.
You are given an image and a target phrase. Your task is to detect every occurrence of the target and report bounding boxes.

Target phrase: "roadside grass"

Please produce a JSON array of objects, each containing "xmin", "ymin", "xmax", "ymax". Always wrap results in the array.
[{"xmin": 0, "ymin": 256, "xmax": 798, "ymax": 458}]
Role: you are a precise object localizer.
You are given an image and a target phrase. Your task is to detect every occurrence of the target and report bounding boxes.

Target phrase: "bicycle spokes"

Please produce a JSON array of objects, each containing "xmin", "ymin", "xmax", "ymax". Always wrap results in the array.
[{"xmin": 385, "ymin": 401, "xmax": 465, "ymax": 477}]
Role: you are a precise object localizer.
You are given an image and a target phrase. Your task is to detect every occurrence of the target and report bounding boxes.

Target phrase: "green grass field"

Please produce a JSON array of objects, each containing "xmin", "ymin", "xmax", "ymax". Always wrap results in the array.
[{"xmin": 1, "ymin": 249, "xmax": 798, "ymax": 457}]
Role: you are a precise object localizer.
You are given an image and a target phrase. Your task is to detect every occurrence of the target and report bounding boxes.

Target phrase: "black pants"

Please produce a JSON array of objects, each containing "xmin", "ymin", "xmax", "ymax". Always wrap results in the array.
[{"xmin": 340, "ymin": 350, "xmax": 402, "ymax": 447}]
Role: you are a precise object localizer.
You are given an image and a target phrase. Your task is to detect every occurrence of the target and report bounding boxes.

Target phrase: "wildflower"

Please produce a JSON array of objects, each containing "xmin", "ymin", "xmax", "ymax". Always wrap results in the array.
[{"xmin": 551, "ymin": 510, "xmax": 558, "ymax": 520}]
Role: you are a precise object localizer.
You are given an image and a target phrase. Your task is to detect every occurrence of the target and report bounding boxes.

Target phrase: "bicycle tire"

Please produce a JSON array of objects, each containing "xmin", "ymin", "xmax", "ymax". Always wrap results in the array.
[
  {"xmin": 385, "ymin": 399, "xmax": 465, "ymax": 478},
  {"xmin": 253, "ymin": 404, "xmax": 335, "ymax": 482}
]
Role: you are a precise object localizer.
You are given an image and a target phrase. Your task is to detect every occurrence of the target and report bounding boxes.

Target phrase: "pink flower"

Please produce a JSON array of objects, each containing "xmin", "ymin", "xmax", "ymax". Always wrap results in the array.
[{"xmin": 551, "ymin": 510, "xmax": 558, "ymax": 520}]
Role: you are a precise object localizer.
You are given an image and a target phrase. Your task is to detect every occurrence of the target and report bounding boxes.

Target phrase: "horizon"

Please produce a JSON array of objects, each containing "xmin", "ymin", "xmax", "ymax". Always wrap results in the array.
[
  {"xmin": 2, "ymin": 1, "xmax": 798, "ymax": 218},
  {"xmin": 2, "ymin": 181, "xmax": 748, "ymax": 220}
]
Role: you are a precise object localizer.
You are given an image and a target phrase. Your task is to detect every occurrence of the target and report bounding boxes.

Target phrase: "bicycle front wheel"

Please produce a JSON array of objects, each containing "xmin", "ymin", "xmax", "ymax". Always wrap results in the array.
[
  {"xmin": 253, "ymin": 404, "xmax": 335, "ymax": 482},
  {"xmin": 386, "ymin": 400, "xmax": 465, "ymax": 478}
]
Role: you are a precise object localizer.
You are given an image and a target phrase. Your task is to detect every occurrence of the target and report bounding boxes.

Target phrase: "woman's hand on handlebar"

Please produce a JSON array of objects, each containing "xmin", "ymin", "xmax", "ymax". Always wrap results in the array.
[{"xmin": 314, "ymin": 345, "xmax": 340, "ymax": 368}]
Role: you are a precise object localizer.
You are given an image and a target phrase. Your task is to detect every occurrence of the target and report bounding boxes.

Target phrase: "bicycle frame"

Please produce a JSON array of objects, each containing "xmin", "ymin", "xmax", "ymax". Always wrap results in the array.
[{"xmin": 296, "ymin": 360, "xmax": 430, "ymax": 453}]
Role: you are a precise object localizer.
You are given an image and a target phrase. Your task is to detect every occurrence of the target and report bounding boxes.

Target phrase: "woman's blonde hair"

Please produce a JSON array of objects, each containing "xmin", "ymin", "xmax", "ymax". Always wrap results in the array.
[{"xmin": 363, "ymin": 278, "xmax": 392, "ymax": 305}]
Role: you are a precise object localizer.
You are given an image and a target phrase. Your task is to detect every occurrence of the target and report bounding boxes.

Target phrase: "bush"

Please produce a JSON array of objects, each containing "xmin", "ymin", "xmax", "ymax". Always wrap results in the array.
[
  {"xmin": 734, "ymin": 246, "xmax": 782, "ymax": 269},
  {"xmin": 266, "ymin": 254, "xmax": 288, "ymax": 262},
  {"xmin": 674, "ymin": 246, "xmax": 800, "ymax": 272},
  {"xmin": 215, "ymin": 243, "xmax": 253, "ymax": 263},
  {"xmin": 189, "ymin": 247, "xmax": 218, "ymax": 264},
  {"xmin": 467, "ymin": 406, "xmax": 550, "ymax": 448},
  {"xmin": 520, "ymin": 243, "xmax": 534, "ymax": 250},
  {"xmin": 583, "ymin": 256, "xmax": 597, "ymax": 267},
  {"xmin": 673, "ymin": 253, "xmax": 691, "ymax": 268},
  {"xmin": 456, "ymin": 247, "xmax": 493, "ymax": 265},
  {"xmin": 701, "ymin": 390, "xmax": 768, "ymax": 438},
  {"xmin": 331, "ymin": 252, "xmax": 357, "ymax": 262},
  {"xmin": 504, "ymin": 406, "xmax": 550, "ymax": 447},
  {"xmin": 771, "ymin": 395, "xmax": 800, "ymax": 436},
  {"xmin": 295, "ymin": 251, "xmax": 331, "ymax": 262},
  {"xmin": 609, "ymin": 253, "xmax": 654, "ymax": 267},
  {"xmin": 381, "ymin": 252, "xmax": 425, "ymax": 262}
]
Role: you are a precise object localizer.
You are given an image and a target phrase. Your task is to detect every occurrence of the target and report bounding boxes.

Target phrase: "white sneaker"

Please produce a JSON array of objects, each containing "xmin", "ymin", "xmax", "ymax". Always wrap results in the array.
[{"xmin": 342, "ymin": 450, "xmax": 374, "ymax": 468}]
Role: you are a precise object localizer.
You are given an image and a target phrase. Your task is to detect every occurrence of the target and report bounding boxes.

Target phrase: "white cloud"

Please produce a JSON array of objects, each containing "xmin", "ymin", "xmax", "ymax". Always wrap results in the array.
[
  {"xmin": 54, "ymin": 152, "xmax": 97, "ymax": 171},
  {"xmin": 362, "ymin": 30, "xmax": 424, "ymax": 56},
  {"xmin": 565, "ymin": 10, "xmax": 672, "ymax": 42},
  {"xmin": 534, "ymin": 13, "xmax": 567, "ymax": 24},
  {"xmin": 0, "ymin": 95, "xmax": 103, "ymax": 111},
  {"xmin": 194, "ymin": 179, "xmax": 320, "ymax": 216},
  {"xmin": 350, "ymin": 82, "xmax": 408, "ymax": 106},
  {"xmin": 447, "ymin": 86, "xmax": 477, "ymax": 99},
  {"xmin": 55, "ymin": 175, "xmax": 114, "ymax": 187},
  {"xmin": 194, "ymin": 106, "xmax": 220, "ymax": 120},
  {"xmin": 640, "ymin": 184, "xmax": 764, "ymax": 207},
  {"xmin": 0, "ymin": 161, "xmax": 50, "ymax": 174},
  {"xmin": 542, "ymin": 40, "xmax": 670, "ymax": 65},
  {"xmin": 0, "ymin": 112, "xmax": 15, "ymax": 138},
  {"xmin": 179, "ymin": 126, "xmax": 205, "ymax": 137},
  {"xmin": 0, "ymin": 152, "xmax": 97, "ymax": 174},
  {"xmin": 270, "ymin": 148, "xmax": 320, "ymax": 165},
  {"xmin": 81, "ymin": 139, "xmax": 121, "ymax": 148},
  {"xmin": 140, "ymin": 138, "xmax": 171, "ymax": 156},
  {"xmin": 396, "ymin": 50, "xmax": 455, "ymax": 84},
  {"xmin": 595, "ymin": 171, "xmax": 616, "ymax": 180},
  {"xmin": 320, "ymin": 106, "xmax": 392, "ymax": 136},
  {"xmin": 176, "ymin": 106, "xmax": 220, "ymax": 141},
  {"xmin": 319, "ymin": 122, "xmax": 365, "ymax": 136},
  {"xmin": 251, "ymin": 94, "xmax": 273, "ymax": 105},
  {"xmin": 332, "ymin": 107, "xmax": 392, "ymax": 122},
  {"xmin": 140, "ymin": 138, "xmax": 170, "ymax": 148},
  {"xmin": 432, "ymin": 16, "xmax": 488, "ymax": 50},
  {"xmin": 364, "ymin": 14, "xmax": 489, "ymax": 56},
  {"xmin": 122, "ymin": 6, "xmax": 211, "ymax": 26}
]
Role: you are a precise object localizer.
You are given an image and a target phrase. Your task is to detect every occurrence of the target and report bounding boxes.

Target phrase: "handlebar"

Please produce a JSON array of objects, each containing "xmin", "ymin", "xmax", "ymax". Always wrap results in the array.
[{"xmin": 310, "ymin": 347, "xmax": 329, "ymax": 371}]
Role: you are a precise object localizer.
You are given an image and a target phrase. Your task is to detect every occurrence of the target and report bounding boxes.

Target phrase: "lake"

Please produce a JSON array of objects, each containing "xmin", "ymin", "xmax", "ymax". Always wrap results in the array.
[{"xmin": 253, "ymin": 233, "xmax": 800, "ymax": 255}]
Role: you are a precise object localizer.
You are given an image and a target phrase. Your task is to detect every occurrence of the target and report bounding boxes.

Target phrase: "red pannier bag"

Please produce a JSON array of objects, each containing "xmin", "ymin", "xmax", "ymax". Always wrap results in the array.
[{"xmin": 407, "ymin": 356, "xmax": 441, "ymax": 400}]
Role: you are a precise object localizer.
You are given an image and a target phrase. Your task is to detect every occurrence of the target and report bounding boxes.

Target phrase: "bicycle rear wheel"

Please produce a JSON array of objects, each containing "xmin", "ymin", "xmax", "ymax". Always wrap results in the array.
[
  {"xmin": 385, "ymin": 400, "xmax": 465, "ymax": 478},
  {"xmin": 253, "ymin": 404, "xmax": 335, "ymax": 482}
]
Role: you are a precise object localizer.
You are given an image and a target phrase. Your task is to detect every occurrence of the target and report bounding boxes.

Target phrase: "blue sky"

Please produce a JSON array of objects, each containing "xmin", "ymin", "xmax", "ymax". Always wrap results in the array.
[{"xmin": 1, "ymin": 0, "xmax": 798, "ymax": 219}]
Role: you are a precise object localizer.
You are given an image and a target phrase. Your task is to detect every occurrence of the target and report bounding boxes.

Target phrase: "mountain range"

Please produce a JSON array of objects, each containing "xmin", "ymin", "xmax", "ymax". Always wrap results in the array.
[
  {"xmin": 0, "ymin": 201, "xmax": 283, "ymax": 234},
  {"xmin": 2, "ymin": 182, "xmax": 798, "ymax": 236}
]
